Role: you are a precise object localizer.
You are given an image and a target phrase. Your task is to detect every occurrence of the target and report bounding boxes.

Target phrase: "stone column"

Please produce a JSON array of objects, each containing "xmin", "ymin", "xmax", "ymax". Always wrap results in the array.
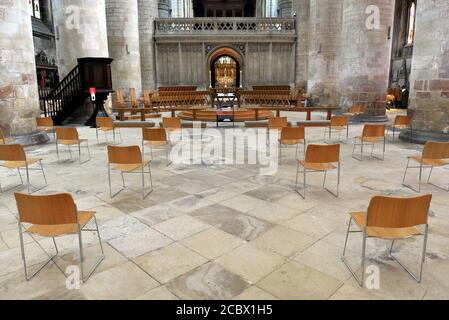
[
  {"xmin": 53, "ymin": 0, "xmax": 109, "ymax": 78},
  {"xmin": 256, "ymin": 0, "xmax": 267, "ymax": 17},
  {"xmin": 338, "ymin": 0, "xmax": 394, "ymax": 121},
  {"xmin": 307, "ymin": 0, "xmax": 343, "ymax": 105},
  {"xmin": 400, "ymin": 0, "xmax": 449, "ymax": 143},
  {"xmin": 158, "ymin": 0, "xmax": 171, "ymax": 18},
  {"xmin": 278, "ymin": 0, "xmax": 292, "ymax": 17},
  {"xmin": 106, "ymin": 0, "xmax": 142, "ymax": 96},
  {"xmin": 138, "ymin": 0, "xmax": 158, "ymax": 90},
  {"xmin": 293, "ymin": 0, "xmax": 309, "ymax": 89},
  {"xmin": 0, "ymin": 0, "xmax": 47, "ymax": 144}
]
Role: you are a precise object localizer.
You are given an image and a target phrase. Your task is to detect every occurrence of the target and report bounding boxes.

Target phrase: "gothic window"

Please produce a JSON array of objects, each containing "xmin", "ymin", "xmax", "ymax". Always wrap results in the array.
[
  {"xmin": 406, "ymin": 1, "xmax": 416, "ymax": 45},
  {"xmin": 29, "ymin": 0, "xmax": 41, "ymax": 19}
]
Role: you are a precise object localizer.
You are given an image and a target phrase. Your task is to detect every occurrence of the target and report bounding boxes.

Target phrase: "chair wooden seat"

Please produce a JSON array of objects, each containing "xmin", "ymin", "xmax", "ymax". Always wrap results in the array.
[
  {"xmin": 145, "ymin": 141, "xmax": 168, "ymax": 147},
  {"xmin": 355, "ymin": 136, "xmax": 382, "ymax": 143},
  {"xmin": 409, "ymin": 155, "xmax": 448, "ymax": 167},
  {"xmin": 350, "ymin": 212, "xmax": 422, "ymax": 240},
  {"xmin": 1, "ymin": 157, "xmax": 42, "ymax": 169},
  {"xmin": 280, "ymin": 139, "xmax": 303, "ymax": 145},
  {"xmin": 111, "ymin": 160, "xmax": 151, "ymax": 173},
  {"xmin": 298, "ymin": 160, "xmax": 336, "ymax": 171},
  {"xmin": 98, "ymin": 127, "xmax": 114, "ymax": 132},
  {"xmin": 58, "ymin": 139, "xmax": 88, "ymax": 145},
  {"xmin": 26, "ymin": 211, "xmax": 96, "ymax": 237}
]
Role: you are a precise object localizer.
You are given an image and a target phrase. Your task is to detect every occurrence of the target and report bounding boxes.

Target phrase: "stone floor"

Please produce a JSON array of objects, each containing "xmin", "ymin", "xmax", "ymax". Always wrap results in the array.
[{"xmin": 1, "ymin": 110, "xmax": 448, "ymax": 300}]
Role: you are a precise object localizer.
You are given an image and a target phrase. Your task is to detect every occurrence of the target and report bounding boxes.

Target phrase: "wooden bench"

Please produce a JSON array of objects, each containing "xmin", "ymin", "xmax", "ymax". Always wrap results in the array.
[
  {"xmin": 297, "ymin": 120, "xmax": 331, "ymax": 127},
  {"xmin": 159, "ymin": 122, "xmax": 208, "ymax": 129},
  {"xmin": 113, "ymin": 121, "xmax": 156, "ymax": 128}
]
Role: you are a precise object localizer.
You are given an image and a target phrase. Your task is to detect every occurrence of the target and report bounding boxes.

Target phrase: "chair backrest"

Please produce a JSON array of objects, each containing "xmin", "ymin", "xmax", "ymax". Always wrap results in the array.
[
  {"xmin": 130, "ymin": 88, "xmax": 138, "ymax": 107},
  {"xmin": 362, "ymin": 124, "xmax": 385, "ymax": 138},
  {"xmin": 96, "ymin": 117, "xmax": 114, "ymax": 128},
  {"xmin": 394, "ymin": 115, "xmax": 412, "ymax": 126},
  {"xmin": 162, "ymin": 117, "xmax": 181, "ymax": 129},
  {"xmin": 281, "ymin": 126, "xmax": 305, "ymax": 141},
  {"xmin": 331, "ymin": 115, "xmax": 349, "ymax": 127},
  {"xmin": 0, "ymin": 144, "xmax": 26, "ymax": 161},
  {"xmin": 305, "ymin": 144, "xmax": 340, "ymax": 163},
  {"xmin": 107, "ymin": 145, "xmax": 142, "ymax": 164},
  {"xmin": 116, "ymin": 89, "xmax": 125, "ymax": 107},
  {"xmin": 422, "ymin": 141, "xmax": 449, "ymax": 160},
  {"xmin": 15, "ymin": 192, "xmax": 78, "ymax": 225},
  {"xmin": 142, "ymin": 128, "xmax": 167, "ymax": 142},
  {"xmin": 143, "ymin": 90, "xmax": 153, "ymax": 107},
  {"xmin": 367, "ymin": 194, "xmax": 432, "ymax": 228},
  {"xmin": 349, "ymin": 105, "xmax": 364, "ymax": 113},
  {"xmin": 268, "ymin": 117, "xmax": 288, "ymax": 129},
  {"xmin": 0, "ymin": 127, "xmax": 5, "ymax": 143},
  {"xmin": 36, "ymin": 117, "xmax": 54, "ymax": 127},
  {"xmin": 56, "ymin": 127, "xmax": 79, "ymax": 141}
]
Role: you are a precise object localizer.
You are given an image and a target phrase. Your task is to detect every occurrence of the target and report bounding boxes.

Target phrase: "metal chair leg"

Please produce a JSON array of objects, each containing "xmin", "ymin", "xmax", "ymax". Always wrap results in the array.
[
  {"xmin": 341, "ymin": 227, "xmax": 367, "ymax": 288},
  {"xmin": 389, "ymin": 225, "xmax": 429, "ymax": 283},
  {"xmin": 78, "ymin": 219, "xmax": 105, "ymax": 283}
]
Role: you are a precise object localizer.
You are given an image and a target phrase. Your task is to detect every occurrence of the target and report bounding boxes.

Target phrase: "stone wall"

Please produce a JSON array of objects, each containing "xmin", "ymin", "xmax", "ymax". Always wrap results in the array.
[
  {"xmin": 158, "ymin": 0, "xmax": 171, "ymax": 17},
  {"xmin": 338, "ymin": 0, "xmax": 394, "ymax": 119},
  {"xmin": 402, "ymin": 0, "xmax": 449, "ymax": 142},
  {"xmin": 106, "ymin": 0, "xmax": 142, "ymax": 96},
  {"xmin": 293, "ymin": 0, "xmax": 309, "ymax": 89},
  {"xmin": 0, "ymin": 0, "xmax": 42, "ymax": 141},
  {"xmin": 278, "ymin": 0, "xmax": 292, "ymax": 17},
  {"xmin": 53, "ymin": 0, "xmax": 109, "ymax": 78},
  {"xmin": 307, "ymin": 0, "xmax": 342, "ymax": 105}
]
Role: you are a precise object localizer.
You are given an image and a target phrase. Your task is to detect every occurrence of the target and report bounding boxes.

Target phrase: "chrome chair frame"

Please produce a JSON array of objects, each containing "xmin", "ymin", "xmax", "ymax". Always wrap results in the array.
[
  {"xmin": 341, "ymin": 215, "xmax": 429, "ymax": 287},
  {"xmin": 403, "ymin": 157, "xmax": 449, "ymax": 193},
  {"xmin": 142, "ymin": 140, "xmax": 172, "ymax": 166},
  {"xmin": 279, "ymin": 139, "xmax": 306, "ymax": 164},
  {"xmin": 107, "ymin": 161, "xmax": 154, "ymax": 200},
  {"xmin": 324, "ymin": 125, "xmax": 349, "ymax": 144},
  {"xmin": 0, "ymin": 160, "xmax": 47, "ymax": 194},
  {"xmin": 17, "ymin": 207, "xmax": 105, "ymax": 282},
  {"xmin": 96, "ymin": 126, "xmax": 122, "ymax": 144},
  {"xmin": 295, "ymin": 161, "xmax": 340, "ymax": 199},
  {"xmin": 56, "ymin": 139, "xmax": 91, "ymax": 164},
  {"xmin": 389, "ymin": 124, "xmax": 412, "ymax": 142},
  {"xmin": 352, "ymin": 136, "xmax": 386, "ymax": 161}
]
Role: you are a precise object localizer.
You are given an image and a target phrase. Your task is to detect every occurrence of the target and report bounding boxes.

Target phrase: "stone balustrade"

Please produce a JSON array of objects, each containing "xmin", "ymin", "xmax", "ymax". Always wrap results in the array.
[{"xmin": 154, "ymin": 18, "xmax": 296, "ymax": 35}]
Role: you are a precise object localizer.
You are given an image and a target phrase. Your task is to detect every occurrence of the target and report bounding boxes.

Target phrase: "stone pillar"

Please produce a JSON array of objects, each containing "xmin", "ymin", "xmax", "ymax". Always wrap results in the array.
[
  {"xmin": 0, "ymin": 0, "xmax": 47, "ymax": 144},
  {"xmin": 158, "ymin": 0, "xmax": 171, "ymax": 18},
  {"xmin": 106, "ymin": 0, "xmax": 142, "ymax": 96},
  {"xmin": 256, "ymin": 0, "xmax": 267, "ymax": 17},
  {"xmin": 278, "ymin": 0, "xmax": 292, "ymax": 17},
  {"xmin": 138, "ymin": 0, "xmax": 158, "ymax": 90},
  {"xmin": 400, "ymin": 0, "xmax": 449, "ymax": 143},
  {"xmin": 53, "ymin": 0, "xmax": 109, "ymax": 78},
  {"xmin": 293, "ymin": 0, "xmax": 309, "ymax": 89},
  {"xmin": 338, "ymin": 0, "xmax": 394, "ymax": 121},
  {"xmin": 307, "ymin": 0, "xmax": 343, "ymax": 105}
]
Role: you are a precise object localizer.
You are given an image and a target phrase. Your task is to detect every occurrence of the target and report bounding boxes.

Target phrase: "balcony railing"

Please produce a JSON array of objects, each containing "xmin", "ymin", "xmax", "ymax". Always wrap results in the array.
[{"xmin": 154, "ymin": 18, "xmax": 296, "ymax": 35}]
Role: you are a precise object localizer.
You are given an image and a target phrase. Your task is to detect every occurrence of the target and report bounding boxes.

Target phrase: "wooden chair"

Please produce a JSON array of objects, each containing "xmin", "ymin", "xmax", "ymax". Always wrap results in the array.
[
  {"xmin": 36, "ymin": 117, "xmax": 55, "ymax": 139},
  {"xmin": 389, "ymin": 115, "xmax": 412, "ymax": 142},
  {"xmin": 324, "ymin": 116, "xmax": 349, "ymax": 144},
  {"xmin": 0, "ymin": 127, "xmax": 14, "ymax": 144},
  {"xmin": 130, "ymin": 88, "xmax": 139, "ymax": 115},
  {"xmin": 295, "ymin": 144, "xmax": 341, "ymax": 199},
  {"xmin": 107, "ymin": 145, "xmax": 153, "ymax": 199},
  {"xmin": 162, "ymin": 117, "xmax": 182, "ymax": 132},
  {"xmin": 403, "ymin": 141, "xmax": 449, "ymax": 193},
  {"xmin": 0, "ymin": 144, "xmax": 47, "ymax": 193},
  {"xmin": 343, "ymin": 104, "xmax": 365, "ymax": 117},
  {"xmin": 142, "ymin": 90, "xmax": 153, "ymax": 109},
  {"xmin": 96, "ymin": 116, "xmax": 121, "ymax": 144},
  {"xmin": 14, "ymin": 192, "xmax": 104, "ymax": 282},
  {"xmin": 279, "ymin": 126, "xmax": 306, "ymax": 163},
  {"xmin": 342, "ymin": 194, "xmax": 432, "ymax": 287},
  {"xmin": 352, "ymin": 124, "xmax": 386, "ymax": 161},
  {"xmin": 142, "ymin": 128, "xmax": 171, "ymax": 165},
  {"xmin": 116, "ymin": 89, "xmax": 127, "ymax": 121},
  {"xmin": 55, "ymin": 127, "xmax": 91, "ymax": 164},
  {"xmin": 268, "ymin": 117, "xmax": 288, "ymax": 130}
]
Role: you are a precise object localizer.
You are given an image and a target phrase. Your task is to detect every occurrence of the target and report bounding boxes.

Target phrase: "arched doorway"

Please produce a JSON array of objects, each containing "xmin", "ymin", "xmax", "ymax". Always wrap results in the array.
[{"xmin": 208, "ymin": 47, "xmax": 243, "ymax": 88}]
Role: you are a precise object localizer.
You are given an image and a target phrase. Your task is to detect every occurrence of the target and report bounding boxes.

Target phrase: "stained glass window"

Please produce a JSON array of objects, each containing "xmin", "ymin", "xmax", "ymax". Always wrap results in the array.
[
  {"xmin": 29, "ymin": 0, "xmax": 41, "ymax": 19},
  {"xmin": 407, "ymin": 2, "xmax": 416, "ymax": 45}
]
